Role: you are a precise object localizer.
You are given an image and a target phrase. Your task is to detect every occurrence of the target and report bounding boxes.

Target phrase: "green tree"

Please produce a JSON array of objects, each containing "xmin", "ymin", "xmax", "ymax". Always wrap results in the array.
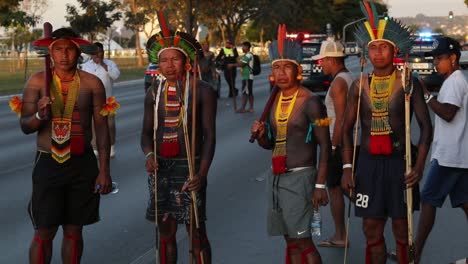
[
  {"xmin": 66, "ymin": 0, "xmax": 122, "ymax": 41},
  {"xmin": 330, "ymin": 0, "xmax": 387, "ymax": 40},
  {"xmin": 0, "ymin": 0, "xmax": 37, "ymax": 28},
  {"xmin": 122, "ymin": 0, "xmax": 156, "ymax": 67},
  {"xmin": 198, "ymin": 0, "xmax": 264, "ymax": 44}
]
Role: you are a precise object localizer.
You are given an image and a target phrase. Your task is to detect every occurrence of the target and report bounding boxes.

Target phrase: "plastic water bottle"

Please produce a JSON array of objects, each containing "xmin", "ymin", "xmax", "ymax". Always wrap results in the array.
[
  {"xmin": 95, "ymin": 181, "xmax": 119, "ymax": 194},
  {"xmin": 110, "ymin": 182, "xmax": 119, "ymax": 194},
  {"xmin": 311, "ymin": 208, "xmax": 322, "ymax": 237}
]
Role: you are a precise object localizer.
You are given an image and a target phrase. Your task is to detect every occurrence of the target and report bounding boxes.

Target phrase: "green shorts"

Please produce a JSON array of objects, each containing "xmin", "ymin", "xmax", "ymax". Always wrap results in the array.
[{"xmin": 267, "ymin": 167, "xmax": 317, "ymax": 238}]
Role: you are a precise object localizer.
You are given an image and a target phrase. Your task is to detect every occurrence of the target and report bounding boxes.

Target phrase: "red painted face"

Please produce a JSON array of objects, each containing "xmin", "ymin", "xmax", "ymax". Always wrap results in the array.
[
  {"xmin": 158, "ymin": 49, "xmax": 187, "ymax": 81},
  {"xmin": 271, "ymin": 60, "xmax": 301, "ymax": 90},
  {"xmin": 368, "ymin": 40, "xmax": 395, "ymax": 69},
  {"xmin": 49, "ymin": 39, "xmax": 80, "ymax": 70}
]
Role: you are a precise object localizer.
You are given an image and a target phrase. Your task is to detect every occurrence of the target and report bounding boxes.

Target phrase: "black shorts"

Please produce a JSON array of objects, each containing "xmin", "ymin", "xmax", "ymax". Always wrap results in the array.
[
  {"xmin": 354, "ymin": 152, "xmax": 419, "ymax": 219},
  {"xmin": 28, "ymin": 150, "xmax": 100, "ymax": 229},
  {"xmin": 327, "ymin": 145, "xmax": 360, "ymax": 187},
  {"xmin": 241, "ymin": 79, "xmax": 253, "ymax": 95},
  {"xmin": 146, "ymin": 157, "xmax": 206, "ymax": 224}
]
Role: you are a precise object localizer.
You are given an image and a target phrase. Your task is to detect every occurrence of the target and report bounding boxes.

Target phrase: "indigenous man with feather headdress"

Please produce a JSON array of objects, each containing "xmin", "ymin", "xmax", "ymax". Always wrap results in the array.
[
  {"xmin": 140, "ymin": 11, "xmax": 217, "ymax": 264},
  {"xmin": 341, "ymin": 1, "xmax": 432, "ymax": 263},
  {"xmin": 250, "ymin": 24, "xmax": 331, "ymax": 264},
  {"xmin": 20, "ymin": 27, "xmax": 112, "ymax": 264}
]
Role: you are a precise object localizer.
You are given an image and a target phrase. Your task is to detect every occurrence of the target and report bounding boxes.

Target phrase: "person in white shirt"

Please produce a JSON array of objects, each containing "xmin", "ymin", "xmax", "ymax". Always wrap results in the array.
[
  {"xmin": 82, "ymin": 42, "xmax": 120, "ymax": 158},
  {"xmin": 312, "ymin": 40, "xmax": 354, "ymax": 249},
  {"xmin": 416, "ymin": 37, "xmax": 468, "ymax": 264}
]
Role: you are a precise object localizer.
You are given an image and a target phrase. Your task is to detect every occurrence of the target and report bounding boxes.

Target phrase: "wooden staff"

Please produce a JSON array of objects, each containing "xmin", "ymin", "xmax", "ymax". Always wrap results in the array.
[
  {"xmin": 228, "ymin": 67, "xmax": 237, "ymax": 111},
  {"xmin": 190, "ymin": 57, "xmax": 197, "ymax": 264},
  {"xmin": 151, "ymin": 76, "xmax": 160, "ymax": 264},
  {"xmin": 181, "ymin": 55, "xmax": 204, "ymax": 264},
  {"xmin": 402, "ymin": 54, "xmax": 415, "ymax": 264},
  {"xmin": 249, "ymin": 85, "xmax": 279, "ymax": 143},
  {"xmin": 343, "ymin": 48, "xmax": 365, "ymax": 264},
  {"xmin": 43, "ymin": 22, "xmax": 52, "ymax": 120}
]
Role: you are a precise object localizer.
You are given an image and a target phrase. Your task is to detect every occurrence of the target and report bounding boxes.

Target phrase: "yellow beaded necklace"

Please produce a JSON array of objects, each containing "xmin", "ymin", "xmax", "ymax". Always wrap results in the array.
[{"xmin": 272, "ymin": 89, "xmax": 298, "ymax": 174}]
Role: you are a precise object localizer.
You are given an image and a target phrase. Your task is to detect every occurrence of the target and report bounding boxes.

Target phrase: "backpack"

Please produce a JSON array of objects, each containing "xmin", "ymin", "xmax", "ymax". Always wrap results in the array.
[{"xmin": 251, "ymin": 54, "xmax": 261, "ymax": 76}]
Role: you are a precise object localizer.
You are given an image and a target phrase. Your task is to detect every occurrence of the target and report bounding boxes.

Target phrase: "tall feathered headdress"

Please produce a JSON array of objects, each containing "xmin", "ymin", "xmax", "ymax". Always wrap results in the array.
[
  {"xmin": 146, "ymin": 9, "xmax": 202, "ymax": 64},
  {"xmin": 354, "ymin": 0, "xmax": 413, "ymax": 55},
  {"xmin": 269, "ymin": 24, "xmax": 302, "ymax": 65}
]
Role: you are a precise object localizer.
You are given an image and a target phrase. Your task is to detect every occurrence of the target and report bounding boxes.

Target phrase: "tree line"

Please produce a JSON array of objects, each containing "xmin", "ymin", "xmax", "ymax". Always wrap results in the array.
[{"xmin": 2, "ymin": 0, "xmax": 389, "ymax": 66}]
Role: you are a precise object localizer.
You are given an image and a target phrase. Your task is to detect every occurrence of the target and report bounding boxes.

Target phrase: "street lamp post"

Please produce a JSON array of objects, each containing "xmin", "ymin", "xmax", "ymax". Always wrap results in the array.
[{"xmin": 342, "ymin": 17, "xmax": 366, "ymax": 44}]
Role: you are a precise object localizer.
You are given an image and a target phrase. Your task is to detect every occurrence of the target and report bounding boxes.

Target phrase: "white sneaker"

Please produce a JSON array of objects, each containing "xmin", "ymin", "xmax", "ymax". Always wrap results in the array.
[
  {"xmin": 93, "ymin": 149, "xmax": 99, "ymax": 156},
  {"xmin": 110, "ymin": 145, "xmax": 116, "ymax": 158}
]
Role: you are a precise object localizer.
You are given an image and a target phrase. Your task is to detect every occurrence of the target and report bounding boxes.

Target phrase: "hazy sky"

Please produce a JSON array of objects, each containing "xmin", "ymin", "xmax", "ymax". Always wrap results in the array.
[{"xmin": 40, "ymin": 0, "xmax": 468, "ymax": 29}]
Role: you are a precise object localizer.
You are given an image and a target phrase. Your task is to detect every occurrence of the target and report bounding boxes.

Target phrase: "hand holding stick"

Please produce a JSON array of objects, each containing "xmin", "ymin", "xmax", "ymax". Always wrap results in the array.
[
  {"xmin": 249, "ymin": 85, "xmax": 279, "ymax": 143},
  {"xmin": 344, "ymin": 47, "xmax": 365, "ymax": 264},
  {"xmin": 403, "ymin": 54, "xmax": 415, "ymax": 264},
  {"xmin": 42, "ymin": 22, "xmax": 52, "ymax": 120}
]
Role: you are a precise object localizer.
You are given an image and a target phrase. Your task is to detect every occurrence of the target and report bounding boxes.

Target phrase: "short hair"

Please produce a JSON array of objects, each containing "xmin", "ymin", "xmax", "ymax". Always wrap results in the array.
[
  {"xmin": 51, "ymin": 28, "xmax": 79, "ymax": 39},
  {"xmin": 331, "ymin": 56, "xmax": 346, "ymax": 65},
  {"xmin": 242, "ymin": 41, "xmax": 251, "ymax": 49},
  {"xmin": 94, "ymin": 42, "xmax": 104, "ymax": 50}
]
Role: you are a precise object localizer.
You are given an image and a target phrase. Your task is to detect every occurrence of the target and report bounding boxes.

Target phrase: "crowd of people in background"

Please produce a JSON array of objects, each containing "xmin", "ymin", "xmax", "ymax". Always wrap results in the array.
[{"xmin": 15, "ymin": 1, "xmax": 467, "ymax": 262}]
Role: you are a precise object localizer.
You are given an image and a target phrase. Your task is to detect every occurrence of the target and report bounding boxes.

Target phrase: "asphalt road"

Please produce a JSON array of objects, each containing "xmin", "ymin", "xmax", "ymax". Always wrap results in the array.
[{"xmin": 0, "ymin": 61, "xmax": 466, "ymax": 263}]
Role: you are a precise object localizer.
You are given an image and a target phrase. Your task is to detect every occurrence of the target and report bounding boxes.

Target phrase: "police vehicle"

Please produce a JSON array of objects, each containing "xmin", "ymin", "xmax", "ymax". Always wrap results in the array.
[
  {"xmin": 287, "ymin": 33, "xmax": 331, "ymax": 97},
  {"xmin": 406, "ymin": 32, "xmax": 444, "ymax": 92}
]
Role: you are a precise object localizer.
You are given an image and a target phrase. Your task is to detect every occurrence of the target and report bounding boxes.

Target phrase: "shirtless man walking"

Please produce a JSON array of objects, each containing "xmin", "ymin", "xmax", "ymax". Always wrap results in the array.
[{"xmin": 21, "ymin": 28, "xmax": 112, "ymax": 264}]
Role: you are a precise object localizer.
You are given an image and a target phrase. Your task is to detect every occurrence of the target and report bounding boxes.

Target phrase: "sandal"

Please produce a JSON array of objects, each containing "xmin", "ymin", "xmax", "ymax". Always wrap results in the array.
[{"xmin": 317, "ymin": 239, "xmax": 348, "ymax": 248}]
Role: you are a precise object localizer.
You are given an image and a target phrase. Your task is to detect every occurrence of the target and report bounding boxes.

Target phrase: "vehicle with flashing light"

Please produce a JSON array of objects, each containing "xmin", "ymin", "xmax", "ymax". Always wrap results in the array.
[
  {"xmin": 460, "ymin": 44, "xmax": 468, "ymax": 70},
  {"xmin": 144, "ymin": 62, "xmax": 159, "ymax": 93},
  {"xmin": 286, "ymin": 32, "xmax": 331, "ymax": 97},
  {"xmin": 404, "ymin": 32, "xmax": 444, "ymax": 92}
]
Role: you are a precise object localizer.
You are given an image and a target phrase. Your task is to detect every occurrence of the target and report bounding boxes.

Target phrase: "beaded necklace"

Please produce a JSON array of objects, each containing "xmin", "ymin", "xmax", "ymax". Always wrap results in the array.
[
  {"xmin": 272, "ymin": 89, "xmax": 298, "ymax": 174},
  {"xmin": 369, "ymin": 71, "xmax": 396, "ymax": 136},
  {"xmin": 50, "ymin": 70, "xmax": 81, "ymax": 163},
  {"xmin": 368, "ymin": 70, "xmax": 396, "ymax": 155}
]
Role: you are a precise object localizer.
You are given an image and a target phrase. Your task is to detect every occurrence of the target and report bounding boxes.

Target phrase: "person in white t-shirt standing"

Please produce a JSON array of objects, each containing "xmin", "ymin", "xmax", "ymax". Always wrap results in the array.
[
  {"xmin": 416, "ymin": 36, "xmax": 468, "ymax": 264},
  {"xmin": 82, "ymin": 42, "xmax": 120, "ymax": 158}
]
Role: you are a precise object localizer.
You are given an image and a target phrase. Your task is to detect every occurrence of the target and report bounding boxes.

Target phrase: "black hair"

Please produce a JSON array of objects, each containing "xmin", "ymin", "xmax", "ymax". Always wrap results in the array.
[
  {"xmin": 94, "ymin": 42, "xmax": 104, "ymax": 50},
  {"xmin": 242, "ymin": 41, "xmax": 251, "ymax": 49},
  {"xmin": 51, "ymin": 28, "xmax": 79, "ymax": 38}
]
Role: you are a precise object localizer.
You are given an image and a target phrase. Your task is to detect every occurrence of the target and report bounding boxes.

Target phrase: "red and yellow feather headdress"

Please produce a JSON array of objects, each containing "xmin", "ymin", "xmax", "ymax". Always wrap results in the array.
[{"xmin": 354, "ymin": 0, "xmax": 413, "ymax": 55}]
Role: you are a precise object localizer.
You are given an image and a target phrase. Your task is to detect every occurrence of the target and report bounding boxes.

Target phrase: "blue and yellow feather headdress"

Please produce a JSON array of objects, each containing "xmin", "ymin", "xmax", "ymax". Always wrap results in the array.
[
  {"xmin": 269, "ymin": 24, "xmax": 302, "ymax": 66},
  {"xmin": 146, "ymin": 9, "xmax": 202, "ymax": 64},
  {"xmin": 354, "ymin": 0, "xmax": 413, "ymax": 55}
]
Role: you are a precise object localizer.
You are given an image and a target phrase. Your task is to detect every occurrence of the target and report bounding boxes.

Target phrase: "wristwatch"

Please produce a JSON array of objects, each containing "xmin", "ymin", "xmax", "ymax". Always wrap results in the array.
[{"xmin": 424, "ymin": 93, "xmax": 433, "ymax": 104}]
